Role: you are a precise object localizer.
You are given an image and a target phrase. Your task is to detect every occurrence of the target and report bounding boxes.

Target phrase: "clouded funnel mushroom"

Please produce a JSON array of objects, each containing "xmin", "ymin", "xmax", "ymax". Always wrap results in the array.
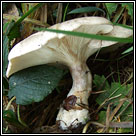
[{"xmin": 6, "ymin": 17, "xmax": 133, "ymax": 130}]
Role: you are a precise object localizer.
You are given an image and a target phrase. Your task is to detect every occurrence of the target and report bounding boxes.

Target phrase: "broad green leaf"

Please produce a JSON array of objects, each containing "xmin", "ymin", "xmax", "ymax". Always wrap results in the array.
[
  {"xmin": 68, "ymin": 7, "xmax": 105, "ymax": 14},
  {"xmin": 93, "ymin": 74, "xmax": 110, "ymax": 90},
  {"xmin": 94, "ymin": 75, "xmax": 133, "ymax": 126},
  {"xmin": 122, "ymin": 46, "xmax": 133, "ymax": 54},
  {"xmin": 96, "ymin": 82, "xmax": 131, "ymax": 107},
  {"xmin": 105, "ymin": 3, "xmax": 117, "ymax": 17},
  {"xmin": 93, "ymin": 75, "xmax": 131, "ymax": 106},
  {"xmin": 8, "ymin": 65, "xmax": 64, "ymax": 105},
  {"xmin": 34, "ymin": 27, "xmax": 133, "ymax": 43}
]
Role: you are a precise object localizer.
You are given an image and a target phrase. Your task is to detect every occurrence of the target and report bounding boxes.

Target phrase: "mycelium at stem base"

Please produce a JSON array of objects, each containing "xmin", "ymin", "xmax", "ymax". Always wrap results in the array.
[{"xmin": 56, "ymin": 62, "xmax": 92, "ymax": 130}]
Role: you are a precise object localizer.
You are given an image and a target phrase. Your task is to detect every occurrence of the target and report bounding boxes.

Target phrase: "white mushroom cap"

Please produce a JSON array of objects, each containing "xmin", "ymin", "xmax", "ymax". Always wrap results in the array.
[
  {"xmin": 102, "ymin": 25, "xmax": 133, "ymax": 47},
  {"xmin": 6, "ymin": 17, "xmax": 132, "ymax": 78}
]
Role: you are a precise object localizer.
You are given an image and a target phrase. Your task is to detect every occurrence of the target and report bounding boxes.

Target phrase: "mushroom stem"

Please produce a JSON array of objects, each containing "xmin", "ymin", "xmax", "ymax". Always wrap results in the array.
[
  {"xmin": 69, "ymin": 62, "xmax": 92, "ymax": 102},
  {"xmin": 56, "ymin": 62, "xmax": 92, "ymax": 130}
]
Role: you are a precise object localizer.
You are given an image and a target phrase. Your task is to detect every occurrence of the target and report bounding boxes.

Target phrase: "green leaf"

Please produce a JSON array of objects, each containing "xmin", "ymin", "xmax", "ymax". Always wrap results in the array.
[
  {"xmin": 98, "ymin": 111, "xmax": 106, "ymax": 123},
  {"xmin": 3, "ymin": 22, "xmax": 10, "ymax": 33},
  {"xmin": 94, "ymin": 75, "xmax": 133, "ymax": 124},
  {"xmin": 122, "ymin": 46, "xmax": 133, "ymax": 54},
  {"xmin": 93, "ymin": 74, "xmax": 110, "ymax": 90},
  {"xmin": 3, "ymin": 110, "xmax": 16, "ymax": 119},
  {"xmin": 120, "ymin": 102, "xmax": 133, "ymax": 121},
  {"xmin": 93, "ymin": 75, "xmax": 131, "ymax": 106},
  {"xmin": 68, "ymin": 6, "xmax": 105, "ymax": 14},
  {"xmin": 3, "ymin": 21, "xmax": 15, "ymax": 76},
  {"xmin": 3, "ymin": 36, "xmax": 9, "ymax": 76},
  {"xmin": 8, "ymin": 25, "xmax": 21, "ymax": 41},
  {"xmin": 3, "ymin": 110, "xmax": 22, "ymax": 128},
  {"xmin": 8, "ymin": 65, "xmax": 64, "ymax": 105},
  {"xmin": 121, "ymin": 3, "xmax": 133, "ymax": 20},
  {"xmin": 3, "ymin": 21, "xmax": 15, "ymax": 39},
  {"xmin": 34, "ymin": 27, "xmax": 133, "ymax": 43},
  {"xmin": 105, "ymin": 3, "xmax": 117, "ymax": 17},
  {"xmin": 3, "ymin": 76, "xmax": 9, "ymax": 89},
  {"xmin": 95, "ymin": 82, "xmax": 131, "ymax": 107}
]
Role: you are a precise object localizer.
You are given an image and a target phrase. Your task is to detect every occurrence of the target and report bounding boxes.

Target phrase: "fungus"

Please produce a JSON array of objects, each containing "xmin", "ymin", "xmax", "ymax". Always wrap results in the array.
[{"xmin": 6, "ymin": 17, "xmax": 133, "ymax": 130}]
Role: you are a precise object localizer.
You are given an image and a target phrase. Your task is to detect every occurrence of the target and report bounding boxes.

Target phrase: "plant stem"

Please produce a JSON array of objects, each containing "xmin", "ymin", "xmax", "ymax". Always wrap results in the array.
[
  {"xmin": 17, "ymin": 105, "xmax": 29, "ymax": 128},
  {"xmin": 5, "ymin": 96, "xmax": 16, "ymax": 110}
]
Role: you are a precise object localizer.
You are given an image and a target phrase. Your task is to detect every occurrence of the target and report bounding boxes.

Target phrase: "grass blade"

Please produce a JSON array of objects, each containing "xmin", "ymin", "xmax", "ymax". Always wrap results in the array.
[
  {"xmin": 8, "ymin": 3, "xmax": 44, "ymax": 41},
  {"xmin": 122, "ymin": 46, "xmax": 133, "ymax": 54},
  {"xmin": 68, "ymin": 6, "xmax": 105, "ymax": 14},
  {"xmin": 112, "ymin": 23, "xmax": 133, "ymax": 30},
  {"xmin": 34, "ymin": 27, "xmax": 133, "ymax": 43},
  {"xmin": 15, "ymin": 3, "xmax": 44, "ymax": 26},
  {"xmin": 63, "ymin": 3, "xmax": 69, "ymax": 22}
]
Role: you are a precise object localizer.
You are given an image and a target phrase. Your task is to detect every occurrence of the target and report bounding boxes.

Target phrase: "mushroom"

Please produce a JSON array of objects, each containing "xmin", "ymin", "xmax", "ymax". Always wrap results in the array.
[{"xmin": 6, "ymin": 17, "xmax": 133, "ymax": 130}]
